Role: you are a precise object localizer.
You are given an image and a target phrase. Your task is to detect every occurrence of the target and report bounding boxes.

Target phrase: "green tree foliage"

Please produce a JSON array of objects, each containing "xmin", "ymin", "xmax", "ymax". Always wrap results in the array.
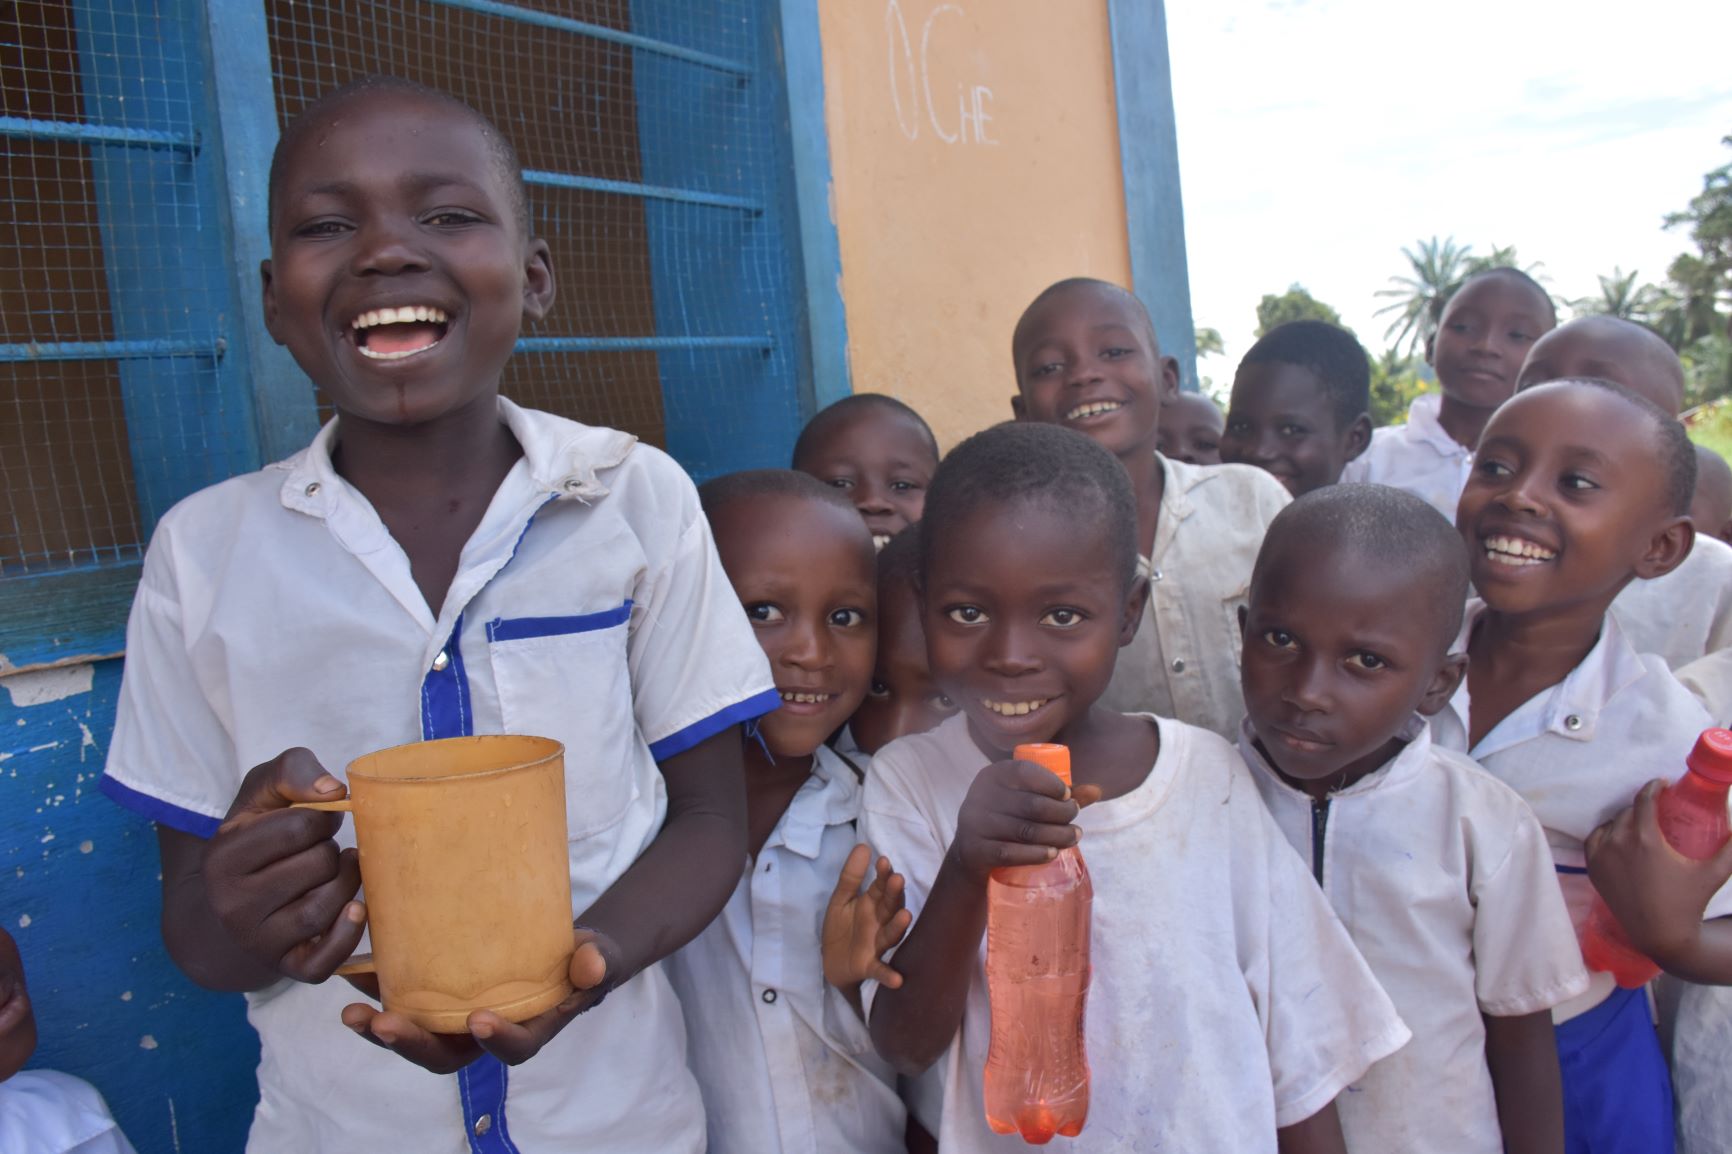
[
  {"xmin": 1255, "ymin": 284, "xmax": 1344, "ymax": 337},
  {"xmin": 1570, "ymin": 267, "xmax": 1660, "ymax": 321},
  {"xmin": 1194, "ymin": 326, "xmax": 1225, "ymax": 357},
  {"xmin": 1374, "ymin": 237, "xmax": 1472, "ymax": 358},
  {"xmin": 1368, "ymin": 347, "xmax": 1432, "ymax": 428}
]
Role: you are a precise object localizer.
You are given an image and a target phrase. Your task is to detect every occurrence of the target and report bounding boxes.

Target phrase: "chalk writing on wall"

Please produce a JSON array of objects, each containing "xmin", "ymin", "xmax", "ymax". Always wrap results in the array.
[{"xmin": 885, "ymin": 1, "xmax": 997, "ymax": 146}]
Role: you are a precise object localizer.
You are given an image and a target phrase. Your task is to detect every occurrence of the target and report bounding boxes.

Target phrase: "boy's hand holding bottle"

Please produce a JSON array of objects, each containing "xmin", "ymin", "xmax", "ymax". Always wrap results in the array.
[{"xmin": 948, "ymin": 757, "xmax": 1097, "ymax": 884}]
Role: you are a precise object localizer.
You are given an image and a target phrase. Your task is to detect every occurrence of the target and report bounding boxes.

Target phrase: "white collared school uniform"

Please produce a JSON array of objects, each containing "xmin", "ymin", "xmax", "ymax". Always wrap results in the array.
[
  {"xmin": 1430, "ymin": 601, "xmax": 1729, "ymax": 1021},
  {"xmin": 101, "ymin": 399, "xmax": 778, "ymax": 1154},
  {"xmin": 1339, "ymin": 393, "xmax": 1473, "ymax": 521},
  {"xmin": 1679, "ymin": 646, "xmax": 1732, "ymax": 723},
  {"xmin": 0, "ymin": 1071, "xmax": 137, "ymax": 1154},
  {"xmin": 1241, "ymin": 718, "xmax": 1589, "ymax": 1153},
  {"xmin": 663, "ymin": 744, "xmax": 903, "ymax": 1154},
  {"xmin": 1100, "ymin": 454, "xmax": 1289, "ymax": 739},
  {"xmin": 1610, "ymin": 535, "xmax": 1732, "ymax": 669},
  {"xmin": 861, "ymin": 713, "xmax": 1409, "ymax": 1153}
]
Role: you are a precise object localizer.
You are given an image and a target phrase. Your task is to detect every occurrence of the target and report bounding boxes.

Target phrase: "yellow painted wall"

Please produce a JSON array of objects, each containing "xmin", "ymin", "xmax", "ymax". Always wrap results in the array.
[{"xmin": 816, "ymin": 0, "xmax": 1131, "ymax": 450}]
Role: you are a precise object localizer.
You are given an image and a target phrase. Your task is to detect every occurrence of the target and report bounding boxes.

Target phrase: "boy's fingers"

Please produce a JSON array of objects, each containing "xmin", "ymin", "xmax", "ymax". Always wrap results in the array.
[
  {"xmin": 341, "ymin": 1005, "xmax": 480, "ymax": 1074},
  {"xmin": 228, "ymin": 748, "xmax": 343, "ymax": 818},
  {"xmin": 974, "ymin": 838, "xmax": 1065, "ymax": 868},
  {"xmin": 869, "ymin": 961, "xmax": 904, "ymax": 989},
  {"xmin": 875, "ymin": 909, "xmax": 913, "ymax": 952},
  {"xmin": 980, "ymin": 810, "xmax": 1080, "ymax": 850},
  {"xmin": 210, "ymin": 810, "xmax": 346, "ymax": 876},
  {"xmin": 829, "ymin": 845, "xmax": 873, "ymax": 908},
  {"xmin": 995, "ymin": 790, "xmax": 1080, "ymax": 829},
  {"xmin": 1007, "ymin": 759, "xmax": 1073, "ymax": 798},
  {"xmin": 280, "ymin": 900, "xmax": 367, "ymax": 982},
  {"xmin": 568, "ymin": 940, "xmax": 609, "ymax": 992},
  {"xmin": 1071, "ymin": 784, "xmax": 1104, "ymax": 809}
]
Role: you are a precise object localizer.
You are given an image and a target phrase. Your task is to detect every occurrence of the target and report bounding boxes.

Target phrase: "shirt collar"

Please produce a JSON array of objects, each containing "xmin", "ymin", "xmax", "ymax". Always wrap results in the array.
[
  {"xmin": 1404, "ymin": 392, "xmax": 1469, "ymax": 461},
  {"xmin": 1141, "ymin": 452, "xmax": 1205, "ymax": 569},
  {"xmin": 1453, "ymin": 599, "xmax": 1648, "ymax": 752},
  {"xmin": 765, "ymin": 744, "xmax": 862, "ymax": 861},
  {"xmin": 1237, "ymin": 714, "xmax": 1432, "ymax": 799},
  {"xmin": 276, "ymin": 396, "xmax": 639, "ymax": 523}
]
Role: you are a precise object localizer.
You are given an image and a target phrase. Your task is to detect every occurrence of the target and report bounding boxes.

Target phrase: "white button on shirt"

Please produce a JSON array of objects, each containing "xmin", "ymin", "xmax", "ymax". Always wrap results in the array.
[
  {"xmin": 1100, "ymin": 455, "xmax": 1290, "ymax": 738},
  {"xmin": 100, "ymin": 399, "xmax": 778, "ymax": 1154},
  {"xmin": 1610, "ymin": 535, "xmax": 1732, "ymax": 669},
  {"xmin": 1339, "ymin": 392, "xmax": 1473, "ymax": 521},
  {"xmin": 863, "ymin": 713, "xmax": 1410, "ymax": 1153},
  {"xmin": 663, "ymin": 745, "xmax": 904, "ymax": 1154},
  {"xmin": 1430, "ymin": 601, "xmax": 1728, "ymax": 1021},
  {"xmin": 1241, "ymin": 718, "xmax": 1589, "ymax": 1154}
]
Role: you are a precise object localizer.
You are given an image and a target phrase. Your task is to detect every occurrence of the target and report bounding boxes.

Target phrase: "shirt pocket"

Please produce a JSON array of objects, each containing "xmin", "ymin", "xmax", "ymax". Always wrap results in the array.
[
  {"xmin": 1222, "ymin": 581, "xmax": 1251, "ymax": 669},
  {"xmin": 486, "ymin": 604, "xmax": 637, "ymax": 842}
]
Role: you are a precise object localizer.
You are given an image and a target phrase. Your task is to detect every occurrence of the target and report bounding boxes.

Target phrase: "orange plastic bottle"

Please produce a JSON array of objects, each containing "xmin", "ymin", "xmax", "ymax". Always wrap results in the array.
[
  {"xmin": 984, "ymin": 743, "xmax": 1092, "ymax": 1144},
  {"xmin": 1579, "ymin": 728, "xmax": 1732, "ymax": 987}
]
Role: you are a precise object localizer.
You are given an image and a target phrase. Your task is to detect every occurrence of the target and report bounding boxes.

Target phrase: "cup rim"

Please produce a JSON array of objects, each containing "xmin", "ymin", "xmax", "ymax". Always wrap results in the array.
[{"xmin": 347, "ymin": 734, "xmax": 564, "ymax": 784}]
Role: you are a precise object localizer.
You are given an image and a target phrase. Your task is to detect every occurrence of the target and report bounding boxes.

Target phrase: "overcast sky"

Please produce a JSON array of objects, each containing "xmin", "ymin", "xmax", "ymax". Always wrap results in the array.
[{"xmin": 1166, "ymin": 0, "xmax": 1732, "ymax": 394}]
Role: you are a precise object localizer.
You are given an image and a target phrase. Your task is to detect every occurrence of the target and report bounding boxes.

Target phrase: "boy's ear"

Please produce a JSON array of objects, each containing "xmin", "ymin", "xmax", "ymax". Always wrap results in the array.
[
  {"xmin": 1634, "ymin": 515, "xmax": 1695, "ymax": 581},
  {"xmin": 1159, "ymin": 356, "xmax": 1182, "ymax": 401},
  {"xmin": 522, "ymin": 237, "xmax": 556, "ymax": 322},
  {"xmin": 1423, "ymin": 330, "xmax": 1437, "ymax": 367},
  {"xmin": 1341, "ymin": 413, "xmax": 1373, "ymax": 463},
  {"xmin": 1118, "ymin": 574, "xmax": 1149, "ymax": 647},
  {"xmin": 1010, "ymin": 394, "xmax": 1027, "ymax": 421},
  {"xmin": 260, "ymin": 260, "xmax": 283, "ymax": 345},
  {"xmin": 1417, "ymin": 651, "xmax": 1468, "ymax": 717}
]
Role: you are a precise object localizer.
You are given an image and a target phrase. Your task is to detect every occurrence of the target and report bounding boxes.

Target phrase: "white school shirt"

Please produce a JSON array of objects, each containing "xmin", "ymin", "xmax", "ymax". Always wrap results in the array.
[
  {"xmin": 1679, "ymin": 646, "xmax": 1732, "ymax": 723},
  {"xmin": 861, "ymin": 713, "xmax": 1410, "ymax": 1153},
  {"xmin": 1099, "ymin": 454, "xmax": 1289, "ymax": 739},
  {"xmin": 1430, "ymin": 601, "xmax": 1729, "ymax": 1020},
  {"xmin": 100, "ymin": 399, "xmax": 779, "ymax": 1154},
  {"xmin": 0, "ymin": 1071, "xmax": 137, "ymax": 1154},
  {"xmin": 662, "ymin": 744, "xmax": 904, "ymax": 1154},
  {"xmin": 1240, "ymin": 718, "xmax": 1589, "ymax": 1154},
  {"xmin": 1610, "ymin": 535, "xmax": 1732, "ymax": 669},
  {"xmin": 1339, "ymin": 393, "xmax": 1473, "ymax": 521}
]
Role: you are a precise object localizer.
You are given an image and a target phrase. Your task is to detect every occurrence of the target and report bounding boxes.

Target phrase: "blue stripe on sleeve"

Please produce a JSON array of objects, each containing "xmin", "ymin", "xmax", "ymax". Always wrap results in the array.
[
  {"xmin": 647, "ymin": 688, "xmax": 782, "ymax": 762},
  {"xmin": 98, "ymin": 774, "xmax": 223, "ymax": 839}
]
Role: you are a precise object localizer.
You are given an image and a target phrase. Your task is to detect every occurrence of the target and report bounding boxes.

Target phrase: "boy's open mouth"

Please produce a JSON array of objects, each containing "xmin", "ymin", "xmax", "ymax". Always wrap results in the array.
[
  {"xmin": 1482, "ymin": 534, "xmax": 1557, "ymax": 567},
  {"xmin": 983, "ymin": 696, "xmax": 1050, "ymax": 717},
  {"xmin": 1064, "ymin": 400, "xmax": 1123, "ymax": 422},
  {"xmin": 351, "ymin": 305, "xmax": 450, "ymax": 361}
]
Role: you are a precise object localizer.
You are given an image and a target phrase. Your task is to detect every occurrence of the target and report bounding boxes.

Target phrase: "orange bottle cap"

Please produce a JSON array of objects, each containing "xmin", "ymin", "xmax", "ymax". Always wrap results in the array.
[
  {"xmin": 1014, "ymin": 743, "xmax": 1072, "ymax": 787},
  {"xmin": 1690, "ymin": 729, "xmax": 1732, "ymax": 785}
]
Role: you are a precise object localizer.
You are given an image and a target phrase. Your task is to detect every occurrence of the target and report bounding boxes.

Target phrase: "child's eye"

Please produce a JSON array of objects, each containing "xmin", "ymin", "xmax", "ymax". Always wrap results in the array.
[
  {"xmin": 1031, "ymin": 361, "xmax": 1064, "ymax": 378},
  {"xmin": 1261, "ymin": 629, "xmax": 1297, "ymax": 649},
  {"xmin": 1278, "ymin": 423, "xmax": 1306, "ymax": 438},
  {"xmin": 294, "ymin": 218, "xmax": 349, "ymax": 238},
  {"xmin": 1476, "ymin": 459, "xmax": 1513, "ymax": 479},
  {"xmin": 928, "ymin": 692, "xmax": 958, "ymax": 712},
  {"xmin": 826, "ymin": 477, "xmax": 854, "ymax": 491},
  {"xmin": 1101, "ymin": 347, "xmax": 1134, "ymax": 359},
  {"xmin": 1224, "ymin": 418, "xmax": 1248, "ymax": 436},
  {"xmin": 425, "ymin": 209, "xmax": 482, "ymax": 227},
  {"xmin": 946, "ymin": 605, "xmax": 987, "ymax": 625},
  {"xmin": 829, "ymin": 607, "xmax": 867, "ymax": 628},
  {"xmin": 889, "ymin": 479, "xmax": 920, "ymax": 492},
  {"xmin": 867, "ymin": 679, "xmax": 890, "ymax": 700},
  {"xmin": 1040, "ymin": 607, "xmax": 1085, "ymax": 628},
  {"xmin": 1509, "ymin": 330, "xmax": 1534, "ymax": 342},
  {"xmin": 1561, "ymin": 472, "xmax": 1600, "ymax": 492},
  {"xmin": 745, "ymin": 603, "xmax": 785, "ymax": 624},
  {"xmin": 1195, "ymin": 437, "xmax": 1220, "ymax": 453},
  {"xmin": 1346, "ymin": 651, "xmax": 1387, "ymax": 671}
]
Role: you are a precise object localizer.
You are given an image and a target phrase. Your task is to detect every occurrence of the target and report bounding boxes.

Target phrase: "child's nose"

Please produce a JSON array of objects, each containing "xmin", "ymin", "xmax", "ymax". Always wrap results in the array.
[
  {"xmin": 855, "ymin": 483, "xmax": 894, "ymax": 515},
  {"xmin": 1283, "ymin": 658, "xmax": 1332, "ymax": 711},
  {"xmin": 982, "ymin": 622, "xmax": 1041, "ymax": 675},
  {"xmin": 781, "ymin": 618, "xmax": 833, "ymax": 670},
  {"xmin": 350, "ymin": 217, "xmax": 430, "ymax": 277}
]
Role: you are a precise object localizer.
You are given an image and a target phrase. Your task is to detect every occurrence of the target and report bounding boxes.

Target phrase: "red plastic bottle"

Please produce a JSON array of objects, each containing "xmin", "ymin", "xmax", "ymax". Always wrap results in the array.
[
  {"xmin": 1579, "ymin": 728, "xmax": 1732, "ymax": 987},
  {"xmin": 984, "ymin": 743, "xmax": 1092, "ymax": 1144}
]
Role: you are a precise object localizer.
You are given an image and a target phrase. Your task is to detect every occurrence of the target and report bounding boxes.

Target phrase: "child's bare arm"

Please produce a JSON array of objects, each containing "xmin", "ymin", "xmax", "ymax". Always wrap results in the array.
[
  {"xmin": 822, "ymin": 845, "xmax": 912, "ymax": 1015},
  {"xmin": 1275, "ymin": 1101, "xmax": 1346, "ymax": 1154},
  {"xmin": 341, "ymin": 726, "xmax": 748, "ymax": 1073},
  {"xmin": 1484, "ymin": 1009, "xmax": 1564, "ymax": 1154},
  {"xmin": 1586, "ymin": 780, "xmax": 1732, "ymax": 984},
  {"xmin": 159, "ymin": 748, "xmax": 365, "ymax": 992},
  {"xmin": 869, "ymin": 758, "xmax": 1081, "ymax": 1075}
]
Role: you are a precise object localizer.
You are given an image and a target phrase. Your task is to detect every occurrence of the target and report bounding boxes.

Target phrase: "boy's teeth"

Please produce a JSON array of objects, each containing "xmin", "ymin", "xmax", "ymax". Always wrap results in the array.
[
  {"xmin": 872, "ymin": 534, "xmax": 891, "ymax": 551},
  {"xmin": 1065, "ymin": 401, "xmax": 1123, "ymax": 420},
  {"xmin": 1484, "ymin": 535, "xmax": 1556, "ymax": 565},
  {"xmin": 351, "ymin": 305, "xmax": 449, "ymax": 329},
  {"xmin": 983, "ymin": 697, "xmax": 1048, "ymax": 716},
  {"xmin": 779, "ymin": 690, "xmax": 833, "ymax": 704}
]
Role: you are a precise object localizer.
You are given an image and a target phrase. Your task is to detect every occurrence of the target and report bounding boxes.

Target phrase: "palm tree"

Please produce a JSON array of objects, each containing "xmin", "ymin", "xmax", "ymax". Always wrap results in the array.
[
  {"xmin": 1194, "ymin": 326, "xmax": 1225, "ymax": 358},
  {"xmin": 1570, "ymin": 268, "xmax": 1657, "ymax": 322},
  {"xmin": 1375, "ymin": 237, "xmax": 1474, "ymax": 357}
]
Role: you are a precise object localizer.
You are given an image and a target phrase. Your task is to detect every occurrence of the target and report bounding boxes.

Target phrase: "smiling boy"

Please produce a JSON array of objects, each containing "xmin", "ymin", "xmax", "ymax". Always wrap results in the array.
[
  {"xmin": 1431, "ymin": 379, "xmax": 1728, "ymax": 1152},
  {"xmin": 98, "ymin": 78, "xmax": 778, "ymax": 1153},
  {"xmin": 862, "ymin": 422, "xmax": 1406, "ymax": 1153},
  {"xmin": 1012, "ymin": 278, "xmax": 1289, "ymax": 738},
  {"xmin": 1154, "ymin": 390, "xmax": 1225, "ymax": 465},
  {"xmin": 1342, "ymin": 269, "xmax": 1556, "ymax": 518},
  {"xmin": 1221, "ymin": 320, "xmax": 1372, "ymax": 496},
  {"xmin": 1239, "ymin": 486, "xmax": 1586, "ymax": 1153},
  {"xmin": 794, "ymin": 395, "xmax": 940, "ymax": 552}
]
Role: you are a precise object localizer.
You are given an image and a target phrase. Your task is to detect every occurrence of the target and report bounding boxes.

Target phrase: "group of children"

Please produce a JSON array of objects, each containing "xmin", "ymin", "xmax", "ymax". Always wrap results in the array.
[{"xmin": 6, "ymin": 77, "xmax": 1729, "ymax": 1154}]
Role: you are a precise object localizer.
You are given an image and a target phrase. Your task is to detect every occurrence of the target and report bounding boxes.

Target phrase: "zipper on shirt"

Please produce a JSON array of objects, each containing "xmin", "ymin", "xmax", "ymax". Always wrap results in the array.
[{"xmin": 1309, "ymin": 797, "xmax": 1330, "ymax": 884}]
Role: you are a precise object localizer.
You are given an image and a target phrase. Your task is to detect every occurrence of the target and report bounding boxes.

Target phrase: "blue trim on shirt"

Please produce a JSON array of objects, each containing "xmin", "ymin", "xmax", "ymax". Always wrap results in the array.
[
  {"xmin": 648, "ymin": 688, "xmax": 783, "ymax": 761},
  {"xmin": 1556, "ymin": 864, "xmax": 1590, "ymax": 875},
  {"xmin": 485, "ymin": 601, "xmax": 633, "ymax": 642},
  {"xmin": 98, "ymin": 774, "xmax": 222, "ymax": 838},
  {"xmin": 421, "ymin": 612, "xmax": 474, "ymax": 742},
  {"xmin": 458, "ymin": 1056, "xmax": 521, "ymax": 1154}
]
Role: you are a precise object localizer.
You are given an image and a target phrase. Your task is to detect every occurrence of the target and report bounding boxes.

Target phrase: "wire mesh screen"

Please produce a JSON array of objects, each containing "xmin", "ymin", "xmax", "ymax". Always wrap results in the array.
[
  {"xmin": 0, "ymin": 0, "xmax": 253, "ymax": 577},
  {"xmin": 266, "ymin": 0, "xmax": 809, "ymax": 473}
]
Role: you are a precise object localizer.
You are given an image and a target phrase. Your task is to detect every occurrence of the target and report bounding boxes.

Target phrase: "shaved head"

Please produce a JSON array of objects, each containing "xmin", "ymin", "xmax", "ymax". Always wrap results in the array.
[{"xmin": 1518, "ymin": 315, "xmax": 1685, "ymax": 417}]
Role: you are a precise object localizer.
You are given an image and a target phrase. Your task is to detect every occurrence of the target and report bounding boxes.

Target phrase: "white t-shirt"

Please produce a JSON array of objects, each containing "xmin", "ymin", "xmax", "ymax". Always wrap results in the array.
[
  {"xmin": 1240, "ymin": 718, "xmax": 1589, "ymax": 1153},
  {"xmin": 1339, "ymin": 393, "xmax": 1473, "ymax": 521},
  {"xmin": 663, "ymin": 745, "xmax": 904, "ymax": 1154},
  {"xmin": 1610, "ymin": 535, "xmax": 1732, "ymax": 669},
  {"xmin": 101, "ymin": 399, "xmax": 778, "ymax": 1154},
  {"xmin": 0, "ymin": 1071, "xmax": 137, "ymax": 1154},
  {"xmin": 861, "ymin": 713, "xmax": 1410, "ymax": 1153},
  {"xmin": 1100, "ymin": 454, "xmax": 1289, "ymax": 739},
  {"xmin": 1679, "ymin": 646, "xmax": 1732, "ymax": 724},
  {"xmin": 1430, "ymin": 601, "xmax": 1727, "ymax": 1020}
]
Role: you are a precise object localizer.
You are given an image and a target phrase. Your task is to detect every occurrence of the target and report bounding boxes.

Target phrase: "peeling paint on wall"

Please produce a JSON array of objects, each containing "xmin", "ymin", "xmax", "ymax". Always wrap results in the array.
[{"xmin": 1, "ymin": 664, "xmax": 95, "ymax": 708}]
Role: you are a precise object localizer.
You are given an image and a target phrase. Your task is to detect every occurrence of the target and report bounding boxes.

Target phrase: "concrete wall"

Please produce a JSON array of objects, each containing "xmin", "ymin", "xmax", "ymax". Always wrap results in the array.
[{"xmin": 815, "ymin": 0, "xmax": 1133, "ymax": 449}]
